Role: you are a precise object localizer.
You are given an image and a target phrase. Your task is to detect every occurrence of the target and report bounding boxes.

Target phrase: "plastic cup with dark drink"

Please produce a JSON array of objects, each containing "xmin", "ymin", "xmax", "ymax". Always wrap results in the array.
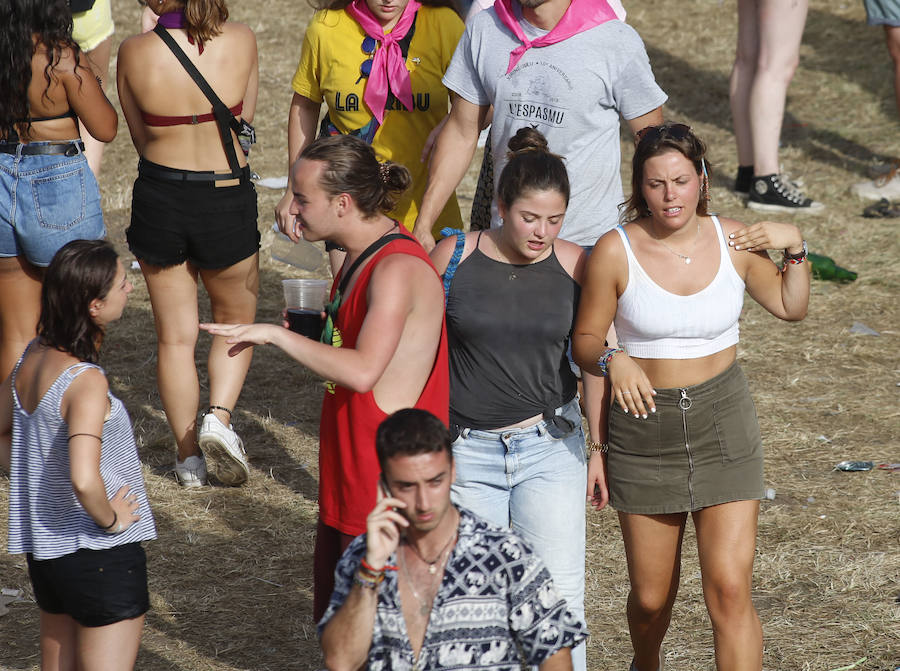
[{"xmin": 282, "ymin": 279, "xmax": 329, "ymax": 340}]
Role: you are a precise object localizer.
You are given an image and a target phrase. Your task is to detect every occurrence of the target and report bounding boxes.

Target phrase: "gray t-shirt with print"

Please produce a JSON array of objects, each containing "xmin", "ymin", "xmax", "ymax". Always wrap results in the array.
[{"xmin": 443, "ymin": 5, "xmax": 667, "ymax": 246}]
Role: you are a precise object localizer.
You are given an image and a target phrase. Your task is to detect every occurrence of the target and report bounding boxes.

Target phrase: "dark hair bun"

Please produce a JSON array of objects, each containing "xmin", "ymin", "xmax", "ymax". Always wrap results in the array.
[{"xmin": 506, "ymin": 127, "xmax": 550, "ymax": 157}]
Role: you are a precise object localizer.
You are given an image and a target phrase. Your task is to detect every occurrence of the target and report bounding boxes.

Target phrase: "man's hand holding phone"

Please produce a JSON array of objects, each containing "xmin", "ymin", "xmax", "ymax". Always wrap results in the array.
[{"xmin": 364, "ymin": 479, "xmax": 408, "ymax": 569}]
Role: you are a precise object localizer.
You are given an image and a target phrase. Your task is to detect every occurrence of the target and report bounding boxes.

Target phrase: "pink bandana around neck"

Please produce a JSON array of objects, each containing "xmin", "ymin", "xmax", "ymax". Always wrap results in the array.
[
  {"xmin": 494, "ymin": 0, "xmax": 618, "ymax": 74},
  {"xmin": 345, "ymin": 0, "xmax": 421, "ymax": 124}
]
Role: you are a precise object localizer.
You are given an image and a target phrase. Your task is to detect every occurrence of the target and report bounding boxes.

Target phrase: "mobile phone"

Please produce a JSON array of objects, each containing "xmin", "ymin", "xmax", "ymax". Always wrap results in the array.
[{"xmin": 378, "ymin": 473, "xmax": 392, "ymax": 498}]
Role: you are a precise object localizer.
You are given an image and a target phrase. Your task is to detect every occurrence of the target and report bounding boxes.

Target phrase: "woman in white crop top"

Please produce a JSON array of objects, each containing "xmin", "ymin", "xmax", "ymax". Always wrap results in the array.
[{"xmin": 573, "ymin": 123, "xmax": 809, "ymax": 671}]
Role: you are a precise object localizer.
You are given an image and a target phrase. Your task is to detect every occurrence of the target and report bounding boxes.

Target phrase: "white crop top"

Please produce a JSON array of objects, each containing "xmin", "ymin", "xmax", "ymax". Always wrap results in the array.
[{"xmin": 613, "ymin": 215, "xmax": 745, "ymax": 359}]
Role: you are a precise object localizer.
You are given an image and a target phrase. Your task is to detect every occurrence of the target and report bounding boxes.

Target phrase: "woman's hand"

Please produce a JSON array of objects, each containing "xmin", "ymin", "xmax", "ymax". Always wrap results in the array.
[
  {"xmin": 608, "ymin": 353, "xmax": 656, "ymax": 418},
  {"xmin": 106, "ymin": 485, "xmax": 141, "ymax": 533},
  {"xmin": 586, "ymin": 451, "xmax": 609, "ymax": 511},
  {"xmin": 728, "ymin": 221, "xmax": 802, "ymax": 254}
]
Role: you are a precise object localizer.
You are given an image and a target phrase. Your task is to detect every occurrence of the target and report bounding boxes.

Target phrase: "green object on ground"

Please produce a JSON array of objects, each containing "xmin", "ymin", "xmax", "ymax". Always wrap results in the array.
[{"xmin": 808, "ymin": 253, "xmax": 857, "ymax": 282}]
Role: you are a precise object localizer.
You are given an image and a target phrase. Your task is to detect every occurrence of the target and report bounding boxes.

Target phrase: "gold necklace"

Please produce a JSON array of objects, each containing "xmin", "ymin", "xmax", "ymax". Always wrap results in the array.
[{"xmin": 649, "ymin": 219, "xmax": 701, "ymax": 265}]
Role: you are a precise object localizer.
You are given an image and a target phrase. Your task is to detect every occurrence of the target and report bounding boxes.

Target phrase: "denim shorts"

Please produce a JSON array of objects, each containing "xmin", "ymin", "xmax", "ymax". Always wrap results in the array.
[
  {"xmin": 0, "ymin": 144, "xmax": 105, "ymax": 267},
  {"xmin": 27, "ymin": 542, "xmax": 150, "ymax": 627},
  {"xmin": 608, "ymin": 362, "xmax": 765, "ymax": 514}
]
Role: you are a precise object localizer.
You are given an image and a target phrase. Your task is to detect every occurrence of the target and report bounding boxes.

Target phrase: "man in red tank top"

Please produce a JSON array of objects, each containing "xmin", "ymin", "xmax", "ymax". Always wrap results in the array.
[{"xmin": 201, "ymin": 135, "xmax": 449, "ymax": 621}]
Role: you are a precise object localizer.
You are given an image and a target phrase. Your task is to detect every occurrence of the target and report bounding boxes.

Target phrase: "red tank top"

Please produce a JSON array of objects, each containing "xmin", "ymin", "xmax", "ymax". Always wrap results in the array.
[{"xmin": 318, "ymin": 232, "xmax": 449, "ymax": 536}]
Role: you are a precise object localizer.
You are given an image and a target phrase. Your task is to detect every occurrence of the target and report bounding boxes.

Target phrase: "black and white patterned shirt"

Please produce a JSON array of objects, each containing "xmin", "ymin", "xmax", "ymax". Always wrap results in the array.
[{"xmin": 319, "ymin": 507, "xmax": 588, "ymax": 670}]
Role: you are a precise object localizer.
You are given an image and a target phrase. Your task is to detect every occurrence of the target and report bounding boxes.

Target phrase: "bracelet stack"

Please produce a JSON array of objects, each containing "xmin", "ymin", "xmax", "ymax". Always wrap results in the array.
[
  {"xmin": 587, "ymin": 441, "xmax": 609, "ymax": 454},
  {"xmin": 354, "ymin": 558, "xmax": 394, "ymax": 590},
  {"xmin": 597, "ymin": 347, "xmax": 624, "ymax": 377}
]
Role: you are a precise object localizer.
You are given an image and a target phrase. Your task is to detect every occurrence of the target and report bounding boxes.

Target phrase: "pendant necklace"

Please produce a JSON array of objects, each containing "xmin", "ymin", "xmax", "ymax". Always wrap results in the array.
[
  {"xmin": 650, "ymin": 219, "xmax": 701, "ymax": 265},
  {"xmin": 406, "ymin": 527, "xmax": 458, "ymax": 575},
  {"xmin": 400, "ymin": 531, "xmax": 457, "ymax": 616}
]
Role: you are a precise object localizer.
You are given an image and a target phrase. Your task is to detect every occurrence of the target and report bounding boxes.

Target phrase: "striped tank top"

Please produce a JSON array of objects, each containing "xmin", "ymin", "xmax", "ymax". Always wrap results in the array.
[{"xmin": 7, "ymin": 344, "xmax": 157, "ymax": 560}]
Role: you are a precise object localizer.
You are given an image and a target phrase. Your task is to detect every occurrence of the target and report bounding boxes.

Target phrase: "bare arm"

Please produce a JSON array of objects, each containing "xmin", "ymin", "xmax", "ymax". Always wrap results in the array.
[
  {"xmin": 116, "ymin": 39, "xmax": 149, "ymax": 154},
  {"xmin": 62, "ymin": 370, "xmax": 139, "ymax": 532},
  {"xmin": 201, "ymin": 255, "xmax": 428, "ymax": 393},
  {"xmin": 413, "ymin": 94, "xmax": 489, "ymax": 251},
  {"xmin": 539, "ymin": 648, "xmax": 573, "ymax": 671},
  {"xmin": 240, "ymin": 28, "xmax": 260, "ymax": 123},
  {"xmin": 0, "ymin": 377, "xmax": 12, "ymax": 472},
  {"xmin": 321, "ymin": 495, "xmax": 409, "ymax": 670},
  {"xmin": 64, "ymin": 49, "xmax": 117, "ymax": 142},
  {"xmin": 626, "ymin": 105, "xmax": 664, "ymax": 138},
  {"xmin": 726, "ymin": 219, "xmax": 810, "ymax": 321},
  {"xmin": 275, "ymin": 93, "xmax": 322, "ymax": 238}
]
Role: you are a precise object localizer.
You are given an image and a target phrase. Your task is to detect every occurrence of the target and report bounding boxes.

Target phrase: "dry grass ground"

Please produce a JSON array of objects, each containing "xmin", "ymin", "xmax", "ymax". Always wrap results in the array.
[{"xmin": 1, "ymin": 0, "xmax": 898, "ymax": 669}]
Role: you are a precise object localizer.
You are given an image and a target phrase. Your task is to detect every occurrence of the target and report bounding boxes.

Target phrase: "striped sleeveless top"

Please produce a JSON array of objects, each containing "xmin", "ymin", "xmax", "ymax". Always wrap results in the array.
[{"xmin": 7, "ymin": 344, "xmax": 157, "ymax": 560}]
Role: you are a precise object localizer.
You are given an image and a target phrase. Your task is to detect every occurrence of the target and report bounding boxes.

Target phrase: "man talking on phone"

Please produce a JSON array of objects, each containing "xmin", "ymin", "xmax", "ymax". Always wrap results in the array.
[{"xmin": 319, "ymin": 409, "xmax": 586, "ymax": 670}]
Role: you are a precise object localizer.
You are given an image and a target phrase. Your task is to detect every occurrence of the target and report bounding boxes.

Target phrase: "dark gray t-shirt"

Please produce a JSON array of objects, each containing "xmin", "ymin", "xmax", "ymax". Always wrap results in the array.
[{"xmin": 444, "ymin": 6, "xmax": 667, "ymax": 246}]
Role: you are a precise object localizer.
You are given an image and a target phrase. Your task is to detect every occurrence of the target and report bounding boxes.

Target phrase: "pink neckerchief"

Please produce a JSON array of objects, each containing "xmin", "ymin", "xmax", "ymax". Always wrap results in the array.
[
  {"xmin": 345, "ymin": 0, "xmax": 421, "ymax": 124},
  {"xmin": 493, "ymin": 0, "xmax": 617, "ymax": 74}
]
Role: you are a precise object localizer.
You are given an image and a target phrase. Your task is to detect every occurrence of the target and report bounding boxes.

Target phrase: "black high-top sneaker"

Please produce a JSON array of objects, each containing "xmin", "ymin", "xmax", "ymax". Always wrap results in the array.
[{"xmin": 748, "ymin": 173, "xmax": 824, "ymax": 213}]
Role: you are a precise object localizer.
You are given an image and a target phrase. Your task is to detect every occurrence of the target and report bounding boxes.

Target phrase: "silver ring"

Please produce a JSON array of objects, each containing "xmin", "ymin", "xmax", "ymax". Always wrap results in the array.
[{"xmin": 622, "ymin": 391, "xmax": 632, "ymax": 395}]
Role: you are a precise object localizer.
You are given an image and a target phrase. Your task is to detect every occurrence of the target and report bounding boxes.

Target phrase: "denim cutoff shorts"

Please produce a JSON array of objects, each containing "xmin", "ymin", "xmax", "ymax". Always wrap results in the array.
[
  {"xmin": 608, "ymin": 362, "xmax": 765, "ymax": 515},
  {"xmin": 0, "ymin": 144, "xmax": 105, "ymax": 266}
]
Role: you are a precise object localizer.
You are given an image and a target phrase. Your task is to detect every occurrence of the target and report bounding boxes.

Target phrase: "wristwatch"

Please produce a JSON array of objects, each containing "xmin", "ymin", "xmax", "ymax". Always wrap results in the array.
[{"xmin": 783, "ymin": 240, "xmax": 808, "ymax": 264}]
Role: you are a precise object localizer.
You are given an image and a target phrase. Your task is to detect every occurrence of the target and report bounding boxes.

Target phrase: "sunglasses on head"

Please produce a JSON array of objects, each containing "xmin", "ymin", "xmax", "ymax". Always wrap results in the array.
[{"xmin": 634, "ymin": 123, "xmax": 693, "ymax": 146}]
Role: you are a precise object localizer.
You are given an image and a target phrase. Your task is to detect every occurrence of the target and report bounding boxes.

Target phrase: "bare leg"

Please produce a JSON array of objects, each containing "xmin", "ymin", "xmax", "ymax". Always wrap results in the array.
[
  {"xmin": 139, "ymin": 260, "xmax": 202, "ymax": 461},
  {"xmin": 747, "ymin": 0, "xmax": 809, "ymax": 175},
  {"xmin": 78, "ymin": 36, "xmax": 113, "ymax": 177},
  {"xmin": 0, "ymin": 256, "xmax": 43, "ymax": 380},
  {"xmin": 619, "ymin": 511, "xmax": 687, "ymax": 671},
  {"xmin": 39, "ymin": 612, "xmax": 77, "ymax": 671},
  {"xmin": 730, "ymin": 0, "xmax": 761, "ymax": 167},
  {"xmin": 76, "ymin": 615, "xmax": 145, "ymax": 671},
  {"xmin": 198, "ymin": 253, "xmax": 259, "ymax": 427},
  {"xmin": 886, "ymin": 26, "xmax": 900, "ymax": 120},
  {"xmin": 693, "ymin": 500, "xmax": 762, "ymax": 671}
]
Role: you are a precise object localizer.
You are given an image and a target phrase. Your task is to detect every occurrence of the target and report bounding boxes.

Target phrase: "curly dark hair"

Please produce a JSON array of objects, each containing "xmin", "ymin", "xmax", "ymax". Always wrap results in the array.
[
  {"xmin": 0, "ymin": 0, "xmax": 81, "ymax": 141},
  {"xmin": 38, "ymin": 240, "xmax": 120, "ymax": 364}
]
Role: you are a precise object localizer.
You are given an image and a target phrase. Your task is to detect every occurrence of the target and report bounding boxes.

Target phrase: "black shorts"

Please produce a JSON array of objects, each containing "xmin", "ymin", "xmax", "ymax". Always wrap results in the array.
[
  {"xmin": 27, "ymin": 543, "xmax": 150, "ymax": 627},
  {"xmin": 127, "ymin": 159, "xmax": 260, "ymax": 269}
]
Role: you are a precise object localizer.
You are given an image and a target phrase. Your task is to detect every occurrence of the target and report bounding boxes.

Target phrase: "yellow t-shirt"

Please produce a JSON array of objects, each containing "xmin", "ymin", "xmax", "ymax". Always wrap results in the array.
[{"xmin": 292, "ymin": 6, "xmax": 464, "ymax": 237}]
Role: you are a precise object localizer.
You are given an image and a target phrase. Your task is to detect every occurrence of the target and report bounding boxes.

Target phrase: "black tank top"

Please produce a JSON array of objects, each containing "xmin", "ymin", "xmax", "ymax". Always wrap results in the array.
[{"xmin": 447, "ymin": 234, "xmax": 579, "ymax": 430}]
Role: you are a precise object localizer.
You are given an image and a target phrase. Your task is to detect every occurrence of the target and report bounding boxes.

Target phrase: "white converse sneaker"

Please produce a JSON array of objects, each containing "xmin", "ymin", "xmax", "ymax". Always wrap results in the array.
[
  {"xmin": 851, "ymin": 163, "xmax": 900, "ymax": 201},
  {"xmin": 198, "ymin": 413, "xmax": 250, "ymax": 486},
  {"xmin": 174, "ymin": 454, "xmax": 208, "ymax": 488}
]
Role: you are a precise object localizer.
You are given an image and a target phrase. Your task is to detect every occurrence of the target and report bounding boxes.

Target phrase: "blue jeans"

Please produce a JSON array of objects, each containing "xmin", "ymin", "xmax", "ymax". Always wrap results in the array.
[
  {"xmin": 451, "ymin": 397, "xmax": 588, "ymax": 671},
  {"xmin": 0, "ymin": 143, "xmax": 104, "ymax": 266}
]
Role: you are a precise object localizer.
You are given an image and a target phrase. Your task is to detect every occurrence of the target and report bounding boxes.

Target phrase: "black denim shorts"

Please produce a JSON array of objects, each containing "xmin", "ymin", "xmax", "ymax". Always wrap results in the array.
[
  {"xmin": 27, "ymin": 543, "xmax": 150, "ymax": 627},
  {"xmin": 608, "ymin": 362, "xmax": 765, "ymax": 514},
  {"xmin": 127, "ymin": 159, "xmax": 259, "ymax": 269}
]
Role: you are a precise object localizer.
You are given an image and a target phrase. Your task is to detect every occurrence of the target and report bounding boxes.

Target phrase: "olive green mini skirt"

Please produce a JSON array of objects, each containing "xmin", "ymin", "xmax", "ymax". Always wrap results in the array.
[{"xmin": 608, "ymin": 362, "xmax": 764, "ymax": 514}]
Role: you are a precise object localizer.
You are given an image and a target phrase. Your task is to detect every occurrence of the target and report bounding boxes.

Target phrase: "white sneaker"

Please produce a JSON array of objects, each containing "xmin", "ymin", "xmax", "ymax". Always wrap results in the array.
[
  {"xmin": 174, "ymin": 454, "xmax": 208, "ymax": 488},
  {"xmin": 851, "ymin": 165, "xmax": 900, "ymax": 201},
  {"xmin": 198, "ymin": 413, "xmax": 250, "ymax": 486}
]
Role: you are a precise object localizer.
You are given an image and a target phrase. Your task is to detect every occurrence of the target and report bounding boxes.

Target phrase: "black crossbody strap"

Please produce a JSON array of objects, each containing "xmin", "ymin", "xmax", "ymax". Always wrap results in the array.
[
  {"xmin": 152, "ymin": 25, "xmax": 243, "ymax": 179},
  {"xmin": 338, "ymin": 233, "xmax": 410, "ymax": 297}
]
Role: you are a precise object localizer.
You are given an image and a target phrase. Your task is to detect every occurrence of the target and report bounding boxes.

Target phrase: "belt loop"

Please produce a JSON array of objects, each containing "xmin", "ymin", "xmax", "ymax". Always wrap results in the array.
[{"xmin": 460, "ymin": 427, "xmax": 470, "ymax": 439}]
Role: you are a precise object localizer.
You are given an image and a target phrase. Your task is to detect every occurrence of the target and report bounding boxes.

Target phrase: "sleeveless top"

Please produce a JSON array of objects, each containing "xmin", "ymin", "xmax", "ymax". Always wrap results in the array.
[
  {"xmin": 613, "ymin": 215, "xmax": 745, "ymax": 360},
  {"xmin": 447, "ymin": 234, "xmax": 578, "ymax": 429},
  {"xmin": 7, "ymin": 344, "xmax": 157, "ymax": 560},
  {"xmin": 318, "ymin": 230, "xmax": 449, "ymax": 536}
]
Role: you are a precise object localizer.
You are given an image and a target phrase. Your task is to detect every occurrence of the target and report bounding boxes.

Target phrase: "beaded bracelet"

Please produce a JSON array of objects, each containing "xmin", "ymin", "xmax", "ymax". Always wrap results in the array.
[
  {"xmin": 597, "ymin": 347, "xmax": 624, "ymax": 377},
  {"xmin": 353, "ymin": 570, "xmax": 384, "ymax": 590}
]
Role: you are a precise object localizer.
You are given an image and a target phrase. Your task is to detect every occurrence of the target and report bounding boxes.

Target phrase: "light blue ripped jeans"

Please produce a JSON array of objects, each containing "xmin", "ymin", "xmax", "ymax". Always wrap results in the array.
[{"xmin": 451, "ymin": 397, "xmax": 588, "ymax": 671}]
